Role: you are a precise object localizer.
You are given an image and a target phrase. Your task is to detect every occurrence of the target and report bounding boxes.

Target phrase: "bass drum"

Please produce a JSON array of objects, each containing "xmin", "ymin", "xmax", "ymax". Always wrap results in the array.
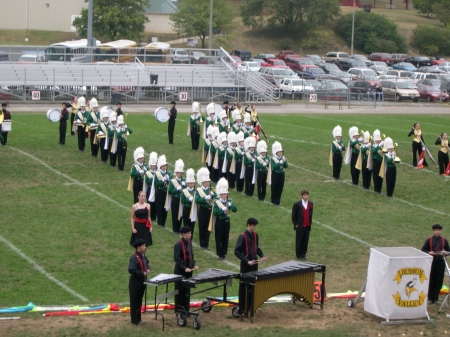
[
  {"xmin": 100, "ymin": 106, "xmax": 116, "ymax": 118},
  {"xmin": 46, "ymin": 109, "xmax": 60, "ymax": 122},
  {"xmin": 1, "ymin": 120, "xmax": 11, "ymax": 132},
  {"xmin": 154, "ymin": 107, "xmax": 170, "ymax": 123},
  {"xmin": 214, "ymin": 103, "xmax": 223, "ymax": 115}
]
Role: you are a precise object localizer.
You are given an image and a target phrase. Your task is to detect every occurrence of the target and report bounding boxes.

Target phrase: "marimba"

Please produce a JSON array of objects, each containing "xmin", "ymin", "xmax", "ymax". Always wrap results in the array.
[{"xmin": 239, "ymin": 260, "xmax": 326, "ymax": 321}]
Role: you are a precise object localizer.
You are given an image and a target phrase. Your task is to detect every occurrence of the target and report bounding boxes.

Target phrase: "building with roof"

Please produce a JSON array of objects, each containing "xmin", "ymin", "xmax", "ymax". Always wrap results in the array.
[{"xmin": 144, "ymin": 0, "xmax": 179, "ymax": 33}]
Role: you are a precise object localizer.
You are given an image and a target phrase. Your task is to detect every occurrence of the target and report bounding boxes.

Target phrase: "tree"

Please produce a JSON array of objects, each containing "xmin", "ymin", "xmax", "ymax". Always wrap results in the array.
[
  {"xmin": 240, "ymin": 0, "xmax": 341, "ymax": 33},
  {"xmin": 170, "ymin": 0, "xmax": 234, "ymax": 49},
  {"xmin": 73, "ymin": 0, "xmax": 150, "ymax": 41},
  {"xmin": 433, "ymin": 0, "xmax": 450, "ymax": 28},
  {"xmin": 411, "ymin": 0, "xmax": 437, "ymax": 16}
]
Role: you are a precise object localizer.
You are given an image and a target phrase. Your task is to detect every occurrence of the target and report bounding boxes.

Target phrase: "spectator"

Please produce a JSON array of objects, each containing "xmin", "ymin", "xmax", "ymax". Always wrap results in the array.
[{"xmin": 376, "ymin": 84, "xmax": 384, "ymax": 101}]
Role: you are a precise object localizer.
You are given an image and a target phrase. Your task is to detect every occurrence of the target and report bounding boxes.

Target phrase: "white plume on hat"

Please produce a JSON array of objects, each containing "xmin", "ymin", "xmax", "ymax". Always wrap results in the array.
[
  {"xmin": 110, "ymin": 115, "xmax": 117, "ymax": 123},
  {"xmin": 349, "ymin": 126, "xmax": 359, "ymax": 138},
  {"xmin": 244, "ymin": 113, "xmax": 251, "ymax": 123},
  {"xmin": 192, "ymin": 102, "xmax": 200, "ymax": 113},
  {"xmin": 257, "ymin": 140, "xmax": 268, "ymax": 154},
  {"xmin": 220, "ymin": 110, "xmax": 228, "ymax": 120},
  {"xmin": 148, "ymin": 151, "xmax": 158, "ymax": 166},
  {"xmin": 212, "ymin": 126, "xmax": 220, "ymax": 139},
  {"xmin": 174, "ymin": 159, "xmax": 185, "ymax": 173},
  {"xmin": 216, "ymin": 177, "xmax": 229, "ymax": 194},
  {"xmin": 101, "ymin": 110, "xmax": 109, "ymax": 119},
  {"xmin": 117, "ymin": 115, "xmax": 124, "ymax": 125},
  {"xmin": 185, "ymin": 168, "xmax": 195, "ymax": 183},
  {"xmin": 244, "ymin": 137, "xmax": 256, "ymax": 151},
  {"xmin": 90, "ymin": 98, "xmax": 99, "ymax": 109},
  {"xmin": 272, "ymin": 141, "xmax": 283, "ymax": 156},
  {"xmin": 157, "ymin": 154, "xmax": 167, "ymax": 169},
  {"xmin": 133, "ymin": 147, "xmax": 145, "ymax": 163},
  {"xmin": 364, "ymin": 131, "xmax": 370, "ymax": 143},
  {"xmin": 232, "ymin": 110, "xmax": 241, "ymax": 122},
  {"xmin": 207, "ymin": 124, "xmax": 214, "ymax": 136},
  {"xmin": 384, "ymin": 137, "xmax": 394, "ymax": 149},
  {"xmin": 78, "ymin": 97, "xmax": 86, "ymax": 107},
  {"xmin": 196, "ymin": 167, "xmax": 211, "ymax": 184},
  {"xmin": 217, "ymin": 132, "xmax": 228, "ymax": 145},
  {"xmin": 332, "ymin": 125, "xmax": 342, "ymax": 138},
  {"xmin": 206, "ymin": 103, "xmax": 216, "ymax": 116},
  {"xmin": 236, "ymin": 131, "xmax": 245, "ymax": 142},
  {"xmin": 373, "ymin": 129, "xmax": 381, "ymax": 142},
  {"xmin": 228, "ymin": 131, "xmax": 237, "ymax": 144}
]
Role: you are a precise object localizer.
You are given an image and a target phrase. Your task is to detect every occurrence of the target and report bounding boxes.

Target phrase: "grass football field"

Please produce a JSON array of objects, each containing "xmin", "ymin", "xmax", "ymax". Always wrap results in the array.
[{"xmin": 1, "ymin": 110, "xmax": 450, "ymax": 336}]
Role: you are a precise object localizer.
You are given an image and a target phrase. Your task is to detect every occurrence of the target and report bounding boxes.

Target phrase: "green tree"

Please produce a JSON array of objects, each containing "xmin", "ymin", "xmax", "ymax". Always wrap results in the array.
[
  {"xmin": 411, "ymin": 0, "xmax": 437, "ymax": 16},
  {"xmin": 241, "ymin": 0, "xmax": 341, "ymax": 33},
  {"xmin": 170, "ymin": 0, "xmax": 234, "ymax": 49},
  {"xmin": 433, "ymin": 0, "xmax": 450, "ymax": 28},
  {"xmin": 73, "ymin": 0, "xmax": 150, "ymax": 41},
  {"xmin": 412, "ymin": 25, "xmax": 450, "ymax": 54}
]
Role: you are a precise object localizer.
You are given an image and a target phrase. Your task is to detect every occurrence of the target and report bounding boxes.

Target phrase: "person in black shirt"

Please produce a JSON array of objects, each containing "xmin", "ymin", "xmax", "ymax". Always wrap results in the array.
[
  {"xmin": 421, "ymin": 223, "xmax": 450, "ymax": 304},
  {"xmin": 128, "ymin": 239, "xmax": 151, "ymax": 325},
  {"xmin": 174, "ymin": 226, "xmax": 198, "ymax": 313},
  {"xmin": 234, "ymin": 218, "xmax": 267, "ymax": 316},
  {"xmin": 168, "ymin": 101, "xmax": 177, "ymax": 144},
  {"xmin": 116, "ymin": 102, "xmax": 123, "ymax": 116},
  {"xmin": 59, "ymin": 102, "xmax": 70, "ymax": 145}
]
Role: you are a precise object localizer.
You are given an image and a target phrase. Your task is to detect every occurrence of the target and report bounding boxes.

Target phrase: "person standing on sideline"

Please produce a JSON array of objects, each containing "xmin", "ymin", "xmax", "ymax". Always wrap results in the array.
[
  {"xmin": 421, "ymin": 223, "xmax": 450, "ymax": 305},
  {"xmin": 435, "ymin": 133, "xmax": 449, "ymax": 176},
  {"xmin": 408, "ymin": 123, "xmax": 428, "ymax": 168},
  {"xmin": 129, "ymin": 191, "xmax": 152, "ymax": 248},
  {"xmin": 330, "ymin": 125, "xmax": 345, "ymax": 180},
  {"xmin": 168, "ymin": 101, "xmax": 177, "ymax": 144},
  {"xmin": 234, "ymin": 217, "xmax": 267, "ymax": 316},
  {"xmin": 116, "ymin": 102, "xmax": 123, "ymax": 117},
  {"xmin": 371, "ymin": 129, "xmax": 384, "ymax": 194},
  {"xmin": 383, "ymin": 137, "xmax": 397, "ymax": 198},
  {"xmin": 128, "ymin": 239, "xmax": 151, "ymax": 325},
  {"xmin": 70, "ymin": 97, "xmax": 78, "ymax": 135},
  {"xmin": 58, "ymin": 102, "xmax": 70, "ymax": 145},
  {"xmin": 291, "ymin": 190, "xmax": 314, "ymax": 260},
  {"xmin": 270, "ymin": 141, "xmax": 288, "ymax": 206}
]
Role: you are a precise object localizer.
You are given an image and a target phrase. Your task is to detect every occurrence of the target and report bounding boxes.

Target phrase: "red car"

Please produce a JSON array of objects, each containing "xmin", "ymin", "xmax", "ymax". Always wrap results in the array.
[
  {"xmin": 227, "ymin": 55, "xmax": 242, "ymax": 67},
  {"xmin": 431, "ymin": 57, "xmax": 446, "ymax": 65},
  {"xmin": 261, "ymin": 58, "xmax": 287, "ymax": 67},
  {"xmin": 368, "ymin": 52, "xmax": 394, "ymax": 66},
  {"xmin": 415, "ymin": 84, "xmax": 449, "ymax": 102},
  {"xmin": 277, "ymin": 50, "xmax": 295, "ymax": 61}
]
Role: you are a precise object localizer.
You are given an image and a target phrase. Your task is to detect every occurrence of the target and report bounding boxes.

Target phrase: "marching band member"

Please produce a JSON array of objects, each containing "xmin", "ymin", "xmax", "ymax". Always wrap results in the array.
[
  {"xmin": 216, "ymin": 132, "xmax": 228, "ymax": 179},
  {"xmin": 74, "ymin": 97, "xmax": 88, "ymax": 152},
  {"xmin": 87, "ymin": 98, "xmax": 100, "ymax": 158},
  {"xmin": 212, "ymin": 178, "xmax": 238, "ymax": 260},
  {"xmin": 129, "ymin": 191, "xmax": 152, "ymax": 247},
  {"xmin": 168, "ymin": 159, "xmax": 186, "ymax": 234},
  {"xmin": 181, "ymin": 168, "xmax": 197, "ymax": 238},
  {"xmin": 189, "ymin": 102, "xmax": 201, "ymax": 150},
  {"xmin": 97, "ymin": 110, "xmax": 110, "ymax": 163},
  {"xmin": 205, "ymin": 103, "xmax": 219, "ymax": 129},
  {"xmin": 129, "ymin": 147, "xmax": 147, "ymax": 203},
  {"xmin": 408, "ymin": 123, "xmax": 428, "ymax": 168},
  {"xmin": 209, "ymin": 126, "xmax": 219, "ymax": 183},
  {"xmin": 85, "ymin": 98, "xmax": 91, "ymax": 113},
  {"xmin": 361, "ymin": 131, "xmax": 372, "ymax": 190},
  {"xmin": 219, "ymin": 110, "xmax": 229, "ymax": 134},
  {"xmin": 231, "ymin": 110, "xmax": 242, "ymax": 134},
  {"xmin": 435, "ymin": 133, "xmax": 449, "ymax": 176},
  {"xmin": 235, "ymin": 131, "xmax": 245, "ymax": 192},
  {"xmin": 196, "ymin": 167, "xmax": 215, "ymax": 250},
  {"xmin": 330, "ymin": 125, "xmax": 345, "ymax": 180},
  {"xmin": 203, "ymin": 125, "xmax": 213, "ymax": 167},
  {"xmin": 270, "ymin": 141, "xmax": 288, "ymax": 206},
  {"xmin": 145, "ymin": 152, "xmax": 158, "ymax": 221},
  {"xmin": 108, "ymin": 115, "xmax": 118, "ymax": 167},
  {"xmin": 168, "ymin": 101, "xmax": 177, "ymax": 145},
  {"xmin": 348, "ymin": 126, "xmax": 362, "ymax": 186},
  {"xmin": 371, "ymin": 130, "xmax": 384, "ymax": 193},
  {"xmin": 58, "ymin": 102, "xmax": 70, "ymax": 145},
  {"xmin": 243, "ymin": 137, "xmax": 257, "ymax": 197},
  {"xmin": 116, "ymin": 102, "xmax": 123, "ymax": 116},
  {"xmin": 383, "ymin": 137, "xmax": 397, "ymax": 197},
  {"xmin": 70, "ymin": 96, "xmax": 78, "ymax": 136},
  {"xmin": 115, "ymin": 115, "xmax": 133, "ymax": 172},
  {"xmin": 254, "ymin": 140, "xmax": 269, "ymax": 201},
  {"xmin": 225, "ymin": 132, "xmax": 237, "ymax": 189},
  {"xmin": 245, "ymin": 104, "xmax": 258, "ymax": 127},
  {"xmin": 154, "ymin": 155, "xmax": 172, "ymax": 228},
  {"xmin": 243, "ymin": 114, "xmax": 254, "ymax": 138}
]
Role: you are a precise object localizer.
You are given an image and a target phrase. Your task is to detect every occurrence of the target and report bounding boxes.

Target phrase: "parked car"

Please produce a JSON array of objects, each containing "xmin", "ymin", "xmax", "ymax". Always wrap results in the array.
[
  {"xmin": 439, "ymin": 66, "xmax": 450, "ymax": 73},
  {"xmin": 237, "ymin": 61, "xmax": 260, "ymax": 72},
  {"xmin": 170, "ymin": 49, "xmax": 189, "ymax": 64},
  {"xmin": 405, "ymin": 56, "xmax": 431, "ymax": 67},
  {"xmin": 278, "ymin": 78, "xmax": 315, "ymax": 98},
  {"xmin": 355, "ymin": 74, "xmax": 379, "ymax": 86},
  {"xmin": 285, "ymin": 57, "xmax": 302, "ymax": 71},
  {"xmin": 385, "ymin": 70, "xmax": 413, "ymax": 78},
  {"xmin": 378, "ymin": 80, "xmax": 420, "ymax": 101},
  {"xmin": 350, "ymin": 54, "xmax": 369, "ymax": 63},
  {"xmin": 227, "ymin": 55, "xmax": 242, "ymax": 67},
  {"xmin": 348, "ymin": 68, "xmax": 378, "ymax": 79},
  {"xmin": 261, "ymin": 58, "xmax": 287, "ymax": 67},
  {"xmin": 305, "ymin": 54, "xmax": 323, "ymax": 66},
  {"xmin": 254, "ymin": 53, "xmax": 276, "ymax": 62},
  {"xmin": 251, "ymin": 58, "xmax": 265, "ymax": 67},
  {"xmin": 347, "ymin": 80, "xmax": 377, "ymax": 100},
  {"xmin": 0, "ymin": 53, "xmax": 9, "ymax": 62},
  {"xmin": 391, "ymin": 53, "xmax": 409, "ymax": 64},
  {"xmin": 392, "ymin": 62, "xmax": 416, "ymax": 72},
  {"xmin": 295, "ymin": 58, "xmax": 317, "ymax": 71},
  {"xmin": 189, "ymin": 51, "xmax": 205, "ymax": 63},
  {"xmin": 339, "ymin": 59, "xmax": 367, "ymax": 71},
  {"xmin": 367, "ymin": 61, "xmax": 389, "ymax": 67},
  {"xmin": 335, "ymin": 71, "xmax": 353, "ymax": 84},
  {"xmin": 277, "ymin": 50, "xmax": 295, "ymax": 60},
  {"xmin": 196, "ymin": 56, "xmax": 213, "ymax": 65},
  {"xmin": 417, "ymin": 79, "xmax": 442, "ymax": 88},
  {"xmin": 319, "ymin": 62, "xmax": 341, "ymax": 74},
  {"xmin": 379, "ymin": 74, "xmax": 398, "ymax": 81},
  {"xmin": 431, "ymin": 57, "xmax": 446, "ymax": 65},
  {"xmin": 370, "ymin": 65, "xmax": 390, "ymax": 75},
  {"xmin": 18, "ymin": 54, "xmax": 45, "ymax": 63},
  {"xmin": 410, "ymin": 72, "xmax": 439, "ymax": 84},
  {"xmin": 368, "ymin": 52, "xmax": 394, "ymax": 66},
  {"xmin": 416, "ymin": 84, "xmax": 449, "ymax": 102},
  {"xmin": 305, "ymin": 79, "xmax": 322, "ymax": 91},
  {"xmin": 230, "ymin": 50, "xmax": 252, "ymax": 61},
  {"xmin": 315, "ymin": 80, "xmax": 350, "ymax": 98},
  {"xmin": 262, "ymin": 67, "xmax": 297, "ymax": 84},
  {"xmin": 297, "ymin": 67, "xmax": 326, "ymax": 79},
  {"xmin": 322, "ymin": 52, "xmax": 349, "ymax": 64},
  {"xmin": 415, "ymin": 66, "xmax": 445, "ymax": 74},
  {"xmin": 316, "ymin": 74, "xmax": 341, "ymax": 82}
]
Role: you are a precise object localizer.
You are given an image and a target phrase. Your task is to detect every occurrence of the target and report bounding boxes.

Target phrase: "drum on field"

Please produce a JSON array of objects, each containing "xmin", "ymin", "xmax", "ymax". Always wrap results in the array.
[
  {"xmin": 46, "ymin": 109, "xmax": 60, "ymax": 122},
  {"xmin": 154, "ymin": 107, "xmax": 170, "ymax": 123},
  {"xmin": 100, "ymin": 106, "xmax": 116, "ymax": 118},
  {"xmin": 214, "ymin": 103, "xmax": 223, "ymax": 115},
  {"xmin": 1, "ymin": 120, "xmax": 11, "ymax": 132}
]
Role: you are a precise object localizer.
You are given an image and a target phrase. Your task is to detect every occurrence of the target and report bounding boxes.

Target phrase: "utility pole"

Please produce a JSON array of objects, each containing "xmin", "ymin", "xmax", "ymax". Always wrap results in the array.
[
  {"xmin": 351, "ymin": 0, "xmax": 355, "ymax": 56},
  {"xmin": 87, "ymin": 0, "xmax": 94, "ymax": 63},
  {"xmin": 208, "ymin": 0, "xmax": 213, "ymax": 50}
]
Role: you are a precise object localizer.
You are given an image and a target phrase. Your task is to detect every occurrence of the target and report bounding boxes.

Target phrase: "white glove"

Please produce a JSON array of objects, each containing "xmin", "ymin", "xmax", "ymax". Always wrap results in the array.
[
  {"xmin": 142, "ymin": 166, "xmax": 147, "ymax": 171},
  {"xmin": 222, "ymin": 206, "xmax": 227, "ymax": 211},
  {"xmin": 391, "ymin": 152, "xmax": 396, "ymax": 158},
  {"xmin": 182, "ymin": 181, "xmax": 186, "ymax": 186},
  {"xmin": 365, "ymin": 143, "xmax": 371, "ymax": 148},
  {"xmin": 422, "ymin": 146, "xmax": 426, "ymax": 150},
  {"xmin": 228, "ymin": 201, "xmax": 232, "ymax": 207},
  {"xmin": 252, "ymin": 158, "xmax": 255, "ymax": 162},
  {"xmin": 210, "ymin": 191, "xmax": 214, "ymax": 196},
  {"xmin": 163, "ymin": 175, "xmax": 169, "ymax": 181},
  {"xmin": 379, "ymin": 141, "xmax": 384, "ymax": 147},
  {"xmin": 205, "ymin": 195, "xmax": 211, "ymax": 200},
  {"xmin": 358, "ymin": 137, "xmax": 363, "ymax": 142},
  {"xmin": 263, "ymin": 162, "xmax": 267, "ymax": 167},
  {"xmin": 280, "ymin": 160, "xmax": 284, "ymax": 164},
  {"xmin": 189, "ymin": 196, "xmax": 193, "ymax": 202},
  {"xmin": 338, "ymin": 146, "xmax": 342, "ymax": 150},
  {"xmin": 139, "ymin": 170, "xmax": 144, "ymax": 175},
  {"xmin": 177, "ymin": 186, "xmax": 182, "ymax": 191}
]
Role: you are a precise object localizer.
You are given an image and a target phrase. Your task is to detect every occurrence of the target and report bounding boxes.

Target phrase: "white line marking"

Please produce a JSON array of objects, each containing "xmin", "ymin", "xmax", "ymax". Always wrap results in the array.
[
  {"xmin": 7, "ymin": 146, "xmax": 240, "ymax": 270},
  {"xmin": 0, "ymin": 235, "xmax": 89, "ymax": 302},
  {"xmin": 63, "ymin": 182, "xmax": 99, "ymax": 186}
]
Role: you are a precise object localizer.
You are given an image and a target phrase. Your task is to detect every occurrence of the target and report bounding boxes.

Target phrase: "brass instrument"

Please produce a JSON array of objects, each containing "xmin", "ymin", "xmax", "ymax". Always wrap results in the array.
[
  {"xmin": 96, "ymin": 130, "xmax": 107, "ymax": 139},
  {"xmin": 381, "ymin": 134, "xmax": 387, "ymax": 152},
  {"xmin": 0, "ymin": 111, "xmax": 4, "ymax": 124},
  {"xmin": 124, "ymin": 113, "xmax": 130, "ymax": 136},
  {"xmin": 393, "ymin": 143, "xmax": 401, "ymax": 163}
]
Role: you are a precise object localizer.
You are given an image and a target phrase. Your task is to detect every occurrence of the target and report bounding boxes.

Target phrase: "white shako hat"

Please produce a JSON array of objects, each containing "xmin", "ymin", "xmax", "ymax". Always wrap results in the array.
[
  {"xmin": 216, "ymin": 177, "xmax": 229, "ymax": 194},
  {"xmin": 272, "ymin": 141, "xmax": 283, "ymax": 156},
  {"xmin": 236, "ymin": 131, "xmax": 245, "ymax": 143},
  {"xmin": 197, "ymin": 167, "xmax": 211, "ymax": 184},
  {"xmin": 257, "ymin": 140, "xmax": 268, "ymax": 154},
  {"xmin": 349, "ymin": 126, "xmax": 359, "ymax": 138},
  {"xmin": 207, "ymin": 124, "xmax": 214, "ymax": 136},
  {"xmin": 232, "ymin": 110, "xmax": 241, "ymax": 122},
  {"xmin": 148, "ymin": 151, "xmax": 158, "ymax": 166},
  {"xmin": 185, "ymin": 168, "xmax": 195, "ymax": 183},
  {"xmin": 90, "ymin": 98, "xmax": 99, "ymax": 109},
  {"xmin": 244, "ymin": 113, "xmax": 251, "ymax": 123},
  {"xmin": 133, "ymin": 146, "xmax": 145, "ymax": 163},
  {"xmin": 332, "ymin": 125, "xmax": 342, "ymax": 138},
  {"xmin": 244, "ymin": 136, "xmax": 256, "ymax": 151},
  {"xmin": 101, "ymin": 110, "xmax": 109, "ymax": 119},
  {"xmin": 220, "ymin": 110, "xmax": 228, "ymax": 120},
  {"xmin": 192, "ymin": 102, "xmax": 200, "ymax": 113},
  {"xmin": 217, "ymin": 132, "xmax": 228, "ymax": 145},
  {"xmin": 117, "ymin": 115, "xmax": 124, "ymax": 125},
  {"xmin": 206, "ymin": 103, "xmax": 215, "ymax": 116},
  {"xmin": 78, "ymin": 97, "xmax": 86, "ymax": 107},
  {"xmin": 174, "ymin": 159, "xmax": 185, "ymax": 173},
  {"xmin": 157, "ymin": 154, "xmax": 167, "ymax": 169},
  {"xmin": 384, "ymin": 137, "xmax": 394, "ymax": 149},
  {"xmin": 212, "ymin": 126, "xmax": 220, "ymax": 139},
  {"xmin": 110, "ymin": 115, "xmax": 117, "ymax": 123},
  {"xmin": 228, "ymin": 131, "xmax": 237, "ymax": 144},
  {"xmin": 364, "ymin": 131, "xmax": 370, "ymax": 143},
  {"xmin": 373, "ymin": 129, "xmax": 381, "ymax": 142}
]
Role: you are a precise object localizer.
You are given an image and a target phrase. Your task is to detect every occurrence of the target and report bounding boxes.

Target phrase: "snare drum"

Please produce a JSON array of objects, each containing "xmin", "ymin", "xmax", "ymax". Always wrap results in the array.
[
  {"xmin": 1, "ymin": 120, "xmax": 11, "ymax": 132},
  {"xmin": 46, "ymin": 109, "xmax": 60, "ymax": 123},
  {"xmin": 154, "ymin": 107, "xmax": 170, "ymax": 123}
]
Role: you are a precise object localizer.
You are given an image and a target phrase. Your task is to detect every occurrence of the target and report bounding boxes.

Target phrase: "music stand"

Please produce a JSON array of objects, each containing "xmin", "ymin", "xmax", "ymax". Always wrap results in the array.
[{"xmin": 438, "ymin": 256, "xmax": 450, "ymax": 314}]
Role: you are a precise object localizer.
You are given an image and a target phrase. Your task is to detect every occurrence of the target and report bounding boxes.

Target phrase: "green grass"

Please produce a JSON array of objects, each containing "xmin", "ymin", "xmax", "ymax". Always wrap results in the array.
[{"xmin": 2, "ymin": 111, "xmax": 450, "ymax": 336}]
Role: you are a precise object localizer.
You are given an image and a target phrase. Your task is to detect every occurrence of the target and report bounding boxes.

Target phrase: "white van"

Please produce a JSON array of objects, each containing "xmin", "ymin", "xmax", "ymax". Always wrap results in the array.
[{"xmin": 18, "ymin": 54, "xmax": 45, "ymax": 63}]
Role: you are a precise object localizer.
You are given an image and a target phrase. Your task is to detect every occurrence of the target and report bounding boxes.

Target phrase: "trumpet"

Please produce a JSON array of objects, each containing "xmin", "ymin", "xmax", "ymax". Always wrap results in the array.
[{"xmin": 393, "ymin": 143, "xmax": 401, "ymax": 163}]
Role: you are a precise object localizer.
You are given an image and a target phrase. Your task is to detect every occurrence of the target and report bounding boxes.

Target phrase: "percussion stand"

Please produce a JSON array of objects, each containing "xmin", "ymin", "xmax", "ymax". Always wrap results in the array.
[
  {"xmin": 347, "ymin": 276, "xmax": 367, "ymax": 308},
  {"xmin": 438, "ymin": 257, "xmax": 450, "ymax": 314}
]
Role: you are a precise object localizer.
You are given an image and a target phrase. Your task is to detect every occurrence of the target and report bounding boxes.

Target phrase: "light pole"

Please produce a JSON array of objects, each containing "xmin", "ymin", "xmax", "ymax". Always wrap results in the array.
[
  {"xmin": 351, "ymin": 0, "xmax": 355, "ymax": 56},
  {"xmin": 87, "ymin": 0, "xmax": 94, "ymax": 62},
  {"xmin": 208, "ymin": 0, "xmax": 213, "ymax": 50}
]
